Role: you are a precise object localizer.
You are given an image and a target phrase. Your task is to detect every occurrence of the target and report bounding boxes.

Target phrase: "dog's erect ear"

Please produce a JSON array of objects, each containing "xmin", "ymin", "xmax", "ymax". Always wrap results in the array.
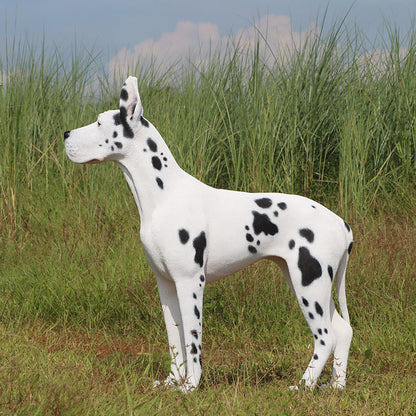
[{"xmin": 120, "ymin": 76, "xmax": 143, "ymax": 121}]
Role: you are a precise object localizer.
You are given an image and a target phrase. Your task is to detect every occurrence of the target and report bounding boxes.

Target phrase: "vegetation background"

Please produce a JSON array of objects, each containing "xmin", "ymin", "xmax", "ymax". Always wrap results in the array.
[{"xmin": 0, "ymin": 17, "xmax": 415, "ymax": 415}]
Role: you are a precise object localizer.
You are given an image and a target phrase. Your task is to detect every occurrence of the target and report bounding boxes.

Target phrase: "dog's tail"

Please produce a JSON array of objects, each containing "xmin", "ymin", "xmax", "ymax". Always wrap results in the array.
[{"xmin": 335, "ymin": 237, "xmax": 353, "ymax": 324}]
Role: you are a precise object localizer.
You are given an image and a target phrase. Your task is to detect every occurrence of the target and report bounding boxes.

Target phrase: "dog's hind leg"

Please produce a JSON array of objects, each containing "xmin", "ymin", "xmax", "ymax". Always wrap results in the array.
[
  {"xmin": 329, "ymin": 301, "xmax": 353, "ymax": 389},
  {"xmin": 329, "ymin": 252, "xmax": 353, "ymax": 389},
  {"xmin": 284, "ymin": 259, "xmax": 336, "ymax": 390}
]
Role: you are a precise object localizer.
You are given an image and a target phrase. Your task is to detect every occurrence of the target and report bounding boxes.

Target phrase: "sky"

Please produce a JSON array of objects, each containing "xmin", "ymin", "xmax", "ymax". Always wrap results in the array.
[{"xmin": 1, "ymin": 0, "xmax": 416, "ymax": 74}]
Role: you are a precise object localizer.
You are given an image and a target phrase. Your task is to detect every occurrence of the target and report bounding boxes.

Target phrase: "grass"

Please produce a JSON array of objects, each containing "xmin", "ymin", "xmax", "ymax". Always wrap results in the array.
[{"xmin": 1, "ymin": 18, "xmax": 416, "ymax": 414}]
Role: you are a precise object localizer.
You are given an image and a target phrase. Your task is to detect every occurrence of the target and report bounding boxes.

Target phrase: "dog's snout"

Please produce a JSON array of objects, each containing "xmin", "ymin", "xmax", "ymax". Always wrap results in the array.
[{"xmin": 64, "ymin": 130, "xmax": 71, "ymax": 140}]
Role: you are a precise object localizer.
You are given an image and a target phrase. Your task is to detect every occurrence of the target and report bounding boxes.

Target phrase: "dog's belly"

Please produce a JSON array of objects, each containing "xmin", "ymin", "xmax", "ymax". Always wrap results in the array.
[{"xmin": 205, "ymin": 247, "xmax": 261, "ymax": 281}]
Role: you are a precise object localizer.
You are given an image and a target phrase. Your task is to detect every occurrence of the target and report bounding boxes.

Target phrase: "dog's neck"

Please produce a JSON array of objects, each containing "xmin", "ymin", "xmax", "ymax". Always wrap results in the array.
[{"xmin": 116, "ymin": 120, "xmax": 197, "ymax": 219}]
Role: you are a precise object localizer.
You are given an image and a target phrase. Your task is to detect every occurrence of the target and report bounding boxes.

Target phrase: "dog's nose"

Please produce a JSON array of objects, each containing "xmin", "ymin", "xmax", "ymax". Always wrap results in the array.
[{"xmin": 64, "ymin": 130, "xmax": 70, "ymax": 140}]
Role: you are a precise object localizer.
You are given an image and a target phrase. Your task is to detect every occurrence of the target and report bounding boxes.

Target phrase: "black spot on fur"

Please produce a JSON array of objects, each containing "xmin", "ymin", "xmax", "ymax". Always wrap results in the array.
[
  {"xmin": 113, "ymin": 131, "xmax": 118, "ymax": 138},
  {"xmin": 299, "ymin": 228, "xmax": 314, "ymax": 243},
  {"xmin": 324, "ymin": 328, "xmax": 328, "ymax": 334},
  {"xmin": 120, "ymin": 88, "xmax": 128, "ymax": 101},
  {"xmin": 313, "ymin": 354, "xmax": 319, "ymax": 360},
  {"xmin": 318, "ymin": 328, "xmax": 323, "ymax": 335},
  {"xmin": 200, "ymin": 275, "xmax": 205, "ymax": 282},
  {"xmin": 194, "ymin": 305, "xmax": 200, "ymax": 319},
  {"xmin": 309, "ymin": 312, "xmax": 314, "ymax": 319},
  {"xmin": 289, "ymin": 240, "xmax": 295, "ymax": 249},
  {"xmin": 113, "ymin": 113, "xmax": 121, "ymax": 125},
  {"xmin": 178, "ymin": 229, "xmax": 190, "ymax": 244},
  {"xmin": 152, "ymin": 156, "xmax": 162, "ymax": 170},
  {"xmin": 348, "ymin": 242, "xmax": 353, "ymax": 254},
  {"xmin": 191, "ymin": 343, "xmax": 198, "ymax": 354},
  {"xmin": 320, "ymin": 340, "xmax": 326, "ymax": 346},
  {"xmin": 140, "ymin": 116, "xmax": 149, "ymax": 127},
  {"xmin": 252, "ymin": 211, "xmax": 278, "ymax": 236},
  {"xmin": 298, "ymin": 247, "xmax": 322, "ymax": 286},
  {"xmin": 277, "ymin": 202, "xmax": 287, "ymax": 210},
  {"xmin": 193, "ymin": 232, "xmax": 207, "ymax": 267},
  {"xmin": 246, "ymin": 233, "xmax": 254, "ymax": 242},
  {"xmin": 344, "ymin": 221, "xmax": 351, "ymax": 232},
  {"xmin": 147, "ymin": 138, "xmax": 157, "ymax": 152},
  {"xmin": 156, "ymin": 177, "xmax": 164, "ymax": 189},
  {"xmin": 315, "ymin": 302, "xmax": 323, "ymax": 316},
  {"xmin": 193, "ymin": 293, "xmax": 197, "ymax": 299},
  {"xmin": 328, "ymin": 265, "xmax": 334, "ymax": 281},
  {"xmin": 274, "ymin": 211, "xmax": 279, "ymax": 217},
  {"xmin": 119, "ymin": 106, "xmax": 134, "ymax": 138},
  {"xmin": 191, "ymin": 330, "xmax": 198, "ymax": 339},
  {"xmin": 245, "ymin": 225, "xmax": 249, "ymax": 231},
  {"xmin": 114, "ymin": 142, "xmax": 123, "ymax": 149},
  {"xmin": 255, "ymin": 198, "xmax": 273, "ymax": 208},
  {"xmin": 302, "ymin": 297, "xmax": 309, "ymax": 307},
  {"xmin": 248, "ymin": 245, "xmax": 257, "ymax": 254},
  {"xmin": 111, "ymin": 146, "xmax": 114, "ymax": 151}
]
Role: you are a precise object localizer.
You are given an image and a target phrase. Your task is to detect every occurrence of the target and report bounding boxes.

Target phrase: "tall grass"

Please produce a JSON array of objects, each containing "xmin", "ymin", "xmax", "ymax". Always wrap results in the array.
[{"xmin": 2, "ymin": 22, "xmax": 416, "ymax": 227}]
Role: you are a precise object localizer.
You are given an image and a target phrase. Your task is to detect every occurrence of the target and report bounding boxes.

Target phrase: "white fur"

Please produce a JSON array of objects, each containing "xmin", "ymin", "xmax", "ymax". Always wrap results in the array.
[{"xmin": 64, "ymin": 76, "xmax": 353, "ymax": 393}]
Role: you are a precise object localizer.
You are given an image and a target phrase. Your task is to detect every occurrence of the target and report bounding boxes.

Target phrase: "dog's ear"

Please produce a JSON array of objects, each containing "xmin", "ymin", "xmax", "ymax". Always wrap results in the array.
[{"xmin": 120, "ymin": 76, "xmax": 143, "ymax": 121}]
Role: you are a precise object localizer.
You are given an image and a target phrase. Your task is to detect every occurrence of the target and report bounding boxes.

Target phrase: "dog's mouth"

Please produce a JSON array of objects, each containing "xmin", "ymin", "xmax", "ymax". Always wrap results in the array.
[{"xmin": 86, "ymin": 158, "xmax": 105, "ymax": 164}]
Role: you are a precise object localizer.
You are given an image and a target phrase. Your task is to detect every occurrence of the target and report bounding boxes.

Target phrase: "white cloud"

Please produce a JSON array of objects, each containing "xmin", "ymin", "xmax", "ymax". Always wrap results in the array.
[{"xmin": 107, "ymin": 14, "xmax": 319, "ymax": 79}]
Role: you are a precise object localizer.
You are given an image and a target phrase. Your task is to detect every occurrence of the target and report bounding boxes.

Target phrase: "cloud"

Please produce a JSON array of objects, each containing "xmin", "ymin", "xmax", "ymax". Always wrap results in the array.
[{"xmin": 107, "ymin": 14, "xmax": 319, "ymax": 79}]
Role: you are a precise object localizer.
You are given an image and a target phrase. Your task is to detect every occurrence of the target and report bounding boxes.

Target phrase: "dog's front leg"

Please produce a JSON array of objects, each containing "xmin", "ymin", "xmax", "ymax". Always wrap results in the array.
[
  {"xmin": 175, "ymin": 276, "xmax": 205, "ymax": 393},
  {"xmin": 154, "ymin": 275, "xmax": 187, "ymax": 388}
]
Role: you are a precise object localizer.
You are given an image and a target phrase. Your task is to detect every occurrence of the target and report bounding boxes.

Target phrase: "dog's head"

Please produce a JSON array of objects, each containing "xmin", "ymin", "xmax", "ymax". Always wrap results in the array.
[{"xmin": 64, "ymin": 76, "xmax": 148, "ymax": 164}]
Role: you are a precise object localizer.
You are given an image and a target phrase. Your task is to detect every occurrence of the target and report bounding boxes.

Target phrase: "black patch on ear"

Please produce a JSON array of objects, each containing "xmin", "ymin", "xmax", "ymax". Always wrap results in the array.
[
  {"xmin": 252, "ymin": 211, "xmax": 278, "ymax": 236},
  {"xmin": 193, "ymin": 232, "xmax": 207, "ymax": 267},
  {"xmin": 147, "ymin": 138, "xmax": 157, "ymax": 152},
  {"xmin": 152, "ymin": 156, "xmax": 162, "ymax": 170},
  {"xmin": 255, "ymin": 198, "xmax": 273, "ymax": 208},
  {"xmin": 298, "ymin": 246, "xmax": 322, "ymax": 286},
  {"xmin": 140, "ymin": 116, "xmax": 149, "ymax": 127},
  {"xmin": 120, "ymin": 88, "xmax": 128, "ymax": 101},
  {"xmin": 119, "ymin": 106, "xmax": 134, "ymax": 138},
  {"xmin": 178, "ymin": 229, "xmax": 190, "ymax": 244},
  {"xmin": 299, "ymin": 228, "xmax": 314, "ymax": 243}
]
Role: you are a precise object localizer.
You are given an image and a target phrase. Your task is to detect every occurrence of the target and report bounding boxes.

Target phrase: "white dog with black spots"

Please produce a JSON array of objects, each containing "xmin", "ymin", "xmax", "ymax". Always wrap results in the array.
[{"xmin": 64, "ymin": 76, "xmax": 353, "ymax": 393}]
